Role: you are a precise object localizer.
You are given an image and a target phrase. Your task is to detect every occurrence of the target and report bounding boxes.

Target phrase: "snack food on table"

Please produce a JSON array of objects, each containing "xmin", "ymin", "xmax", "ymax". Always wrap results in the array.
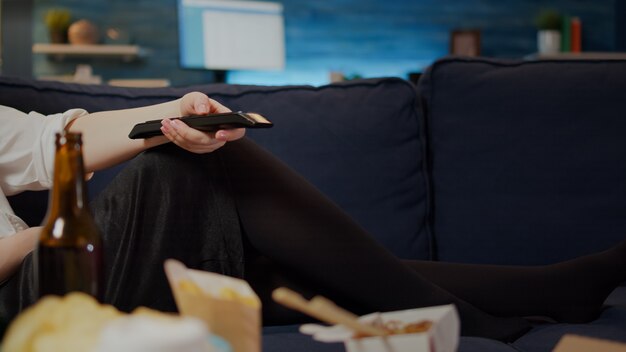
[
  {"xmin": 165, "ymin": 259, "xmax": 261, "ymax": 352},
  {"xmin": 299, "ymin": 304, "xmax": 460, "ymax": 352},
  {"xmin": 218, "ymin": 287, "xmax": 259, "ymax": 308},
  {"xmin": 1, "ymin": 293, "xmax": 121, "ymax": 352},
  {"xmin": 94, "ymin": 313, "xmax": 212, "ymax": 352},
  {"xmin": 178, "ymin": 278, "xmax": 204, "ymax": 295},
  {"xmin": 353, "ymin": 319, "xmax": 434, "ymax": 338},
  {"xmin": 0, "ymin": 293, "xmax": 214, "ymax": 352},
  {"xmin": 177, "ymin": 279, "xmax": 260, "ymax": 309}
]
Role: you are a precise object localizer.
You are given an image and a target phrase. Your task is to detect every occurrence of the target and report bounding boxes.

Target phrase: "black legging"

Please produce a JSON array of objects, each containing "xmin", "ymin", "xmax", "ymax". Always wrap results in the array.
[
  {"xmin": 2, "ymin": 138, "xmax": 625, "ymax": 342},
  {"xmin": 0, "ymin": 142, "xmax": 243, "ymax": 327}
]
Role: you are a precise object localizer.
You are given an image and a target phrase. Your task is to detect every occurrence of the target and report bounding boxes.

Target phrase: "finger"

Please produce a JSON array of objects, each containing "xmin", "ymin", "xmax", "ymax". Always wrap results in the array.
[
  {"xmin": 193, "ymin": 97, "xmax": 210, "ymax": 115},
  {"xmin": 208, "ymin": 98, "xmax": 231, "ymax": 113},
  {"xmin": 162, "ymin": 124, "xmax": 222, "ymax": 153},
  {"xmin": 161, "ymin": 119, "xmax": 186, "ymax": 146},
  {"xmin": 162, "ymin": 118, "xmax": 224, "ymax": 153},
  {"xmin": 165, "ymin": 118, "xmax": 212, "ymax": 145},
  {"xmin": 215, "ymin": 128, "xmax": 246, "ymax": 142}
]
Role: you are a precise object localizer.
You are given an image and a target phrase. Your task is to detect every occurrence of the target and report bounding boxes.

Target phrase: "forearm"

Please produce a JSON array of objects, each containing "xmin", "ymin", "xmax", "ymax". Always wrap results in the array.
[
  {"xmin": 68, "ymin": 99, "xmax": 183, "ymax": 172},
  {"xmin": 0, "ymin": 227, "xmax": 40, "ymax": 283}
]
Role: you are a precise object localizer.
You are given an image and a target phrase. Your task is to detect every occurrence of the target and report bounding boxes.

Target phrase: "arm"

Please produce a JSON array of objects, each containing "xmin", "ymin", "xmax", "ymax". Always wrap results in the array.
[
  {"xmin": 68, "ymin": 92, "xmax": 245, "ymax": 172},
  {"xmin": 0, "ymin": 227, "xmax": 40, "ymax": 283},
  {"xmin": 1, "ymin": 94, "xmax": 244, "ymax": 281}
]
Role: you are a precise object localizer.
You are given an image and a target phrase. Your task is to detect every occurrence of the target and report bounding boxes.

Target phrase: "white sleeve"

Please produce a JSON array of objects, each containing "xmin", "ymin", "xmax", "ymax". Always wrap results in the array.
[{"xmin": 0, "ymin": 105, "xmax": 88, "ymax": 195}]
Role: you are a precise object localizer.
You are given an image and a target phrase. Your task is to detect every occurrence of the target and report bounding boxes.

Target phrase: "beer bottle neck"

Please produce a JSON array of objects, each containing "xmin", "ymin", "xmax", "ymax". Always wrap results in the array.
[{"xmin": 48, "ymin": 133, "xmax": 89, "ymax": 217}]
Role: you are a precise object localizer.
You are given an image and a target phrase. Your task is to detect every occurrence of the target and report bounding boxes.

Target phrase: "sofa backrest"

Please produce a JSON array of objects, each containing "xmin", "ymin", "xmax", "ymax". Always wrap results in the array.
[
  {"xmin": 418, "ymin": 57, "xmax": 626, "ymax": 265},
  {"xmin": 1, "ymin": 76, "xmax": 431, "ymax": 260}
]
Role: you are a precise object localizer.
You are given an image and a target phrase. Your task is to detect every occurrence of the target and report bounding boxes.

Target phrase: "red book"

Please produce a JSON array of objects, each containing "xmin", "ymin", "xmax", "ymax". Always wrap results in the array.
[{"xmin": 571, "ymin": 17, "xmax": 582, "ymax": 53}]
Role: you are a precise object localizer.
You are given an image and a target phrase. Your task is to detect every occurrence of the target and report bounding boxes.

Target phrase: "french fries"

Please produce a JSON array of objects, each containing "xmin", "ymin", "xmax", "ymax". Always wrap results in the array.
[
  {"xmin": 178, "ymin": 279, "xmax": 204, "ymax": 295},
  {"xmin": 353, "ymin": 319, "xmax": 433, "ymax": 338},
  {"xmin": 165, "ymin": 259, "xmax": 262, "ymax": 352},
  {"xmin": 177, "ymin": 279, "xmax": 260, "ymax": 309}
]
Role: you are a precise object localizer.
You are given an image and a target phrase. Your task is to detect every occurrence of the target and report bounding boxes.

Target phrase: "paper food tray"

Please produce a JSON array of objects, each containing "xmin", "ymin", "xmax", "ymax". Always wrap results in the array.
[
  {"xmin": 300, "ymin": 304, "xmax": 459, "ymax": 352},
  {"xmin": 164, "ymin": 259, "xmax": 261, "ymax": 352}
]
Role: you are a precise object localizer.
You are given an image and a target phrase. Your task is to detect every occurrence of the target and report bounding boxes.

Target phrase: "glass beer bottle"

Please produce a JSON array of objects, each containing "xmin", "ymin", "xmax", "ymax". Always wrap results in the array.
[{"xmin": 35, "ymin": 131, "xmax": 103, "ymax": 299}]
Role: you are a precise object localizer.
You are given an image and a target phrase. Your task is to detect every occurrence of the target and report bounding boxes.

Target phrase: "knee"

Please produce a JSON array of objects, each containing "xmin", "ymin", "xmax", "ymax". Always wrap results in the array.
[{"xmin": 129, "ymin": 144, "xmax": 222, "ymax": 182}]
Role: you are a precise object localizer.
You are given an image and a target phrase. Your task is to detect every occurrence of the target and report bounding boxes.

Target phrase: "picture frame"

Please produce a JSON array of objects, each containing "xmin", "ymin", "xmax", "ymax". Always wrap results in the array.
[{"xmin": 450, "ymin": 29, "xmax": 481, "ymax": 57}]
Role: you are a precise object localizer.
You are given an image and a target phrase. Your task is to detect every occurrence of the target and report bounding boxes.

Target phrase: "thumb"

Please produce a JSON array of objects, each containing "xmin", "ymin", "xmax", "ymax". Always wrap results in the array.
[{"xmin": 194, "ymin": 99, "xmax": 209, "ymax": 115}]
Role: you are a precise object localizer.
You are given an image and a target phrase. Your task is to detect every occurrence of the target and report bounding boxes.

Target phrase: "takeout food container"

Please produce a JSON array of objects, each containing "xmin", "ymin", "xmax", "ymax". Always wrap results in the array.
[
  {"xmin": 165, "ymin": 259, "xmax": 261, "ymax": 352},
  {"xmin": 300, "ymin": 304, "xmax": 459, "ymax": 352}
]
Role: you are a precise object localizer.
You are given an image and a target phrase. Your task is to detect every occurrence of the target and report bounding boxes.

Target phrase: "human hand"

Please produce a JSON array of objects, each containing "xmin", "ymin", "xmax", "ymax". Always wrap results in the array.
[{"xmin": 160, "ymin": 92, "xmax": 246, "ymax": 153}]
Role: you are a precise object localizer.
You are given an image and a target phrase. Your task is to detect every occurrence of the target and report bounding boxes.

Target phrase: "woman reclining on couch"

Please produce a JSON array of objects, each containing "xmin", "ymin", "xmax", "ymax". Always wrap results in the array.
[{"xmin": 1, "ymin": 92, "xmax": 625, "ymax": 343}]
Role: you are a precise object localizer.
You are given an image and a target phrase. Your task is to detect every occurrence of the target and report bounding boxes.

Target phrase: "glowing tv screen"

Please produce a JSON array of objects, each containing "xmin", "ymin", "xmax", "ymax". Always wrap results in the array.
[{"xmin": 177, "ymin": 0, "xmax": 285, "ymax": 71}]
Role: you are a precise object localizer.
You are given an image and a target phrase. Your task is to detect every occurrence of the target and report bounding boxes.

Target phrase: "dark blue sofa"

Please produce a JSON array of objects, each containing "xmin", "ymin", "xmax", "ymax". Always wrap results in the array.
[{"xmin": 2, "ymin": 56, "xmax": 626, "ymax": 352}]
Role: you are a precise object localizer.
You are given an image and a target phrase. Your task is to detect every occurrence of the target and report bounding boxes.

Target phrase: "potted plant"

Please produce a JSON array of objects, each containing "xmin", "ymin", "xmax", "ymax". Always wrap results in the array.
[
  {"xmin": 44, "ymin": 9, "xmax": 72, "ymax": 44},
  {"xmin": 535, "ymin": 9, "xmax": 562, "ymax": 55}
]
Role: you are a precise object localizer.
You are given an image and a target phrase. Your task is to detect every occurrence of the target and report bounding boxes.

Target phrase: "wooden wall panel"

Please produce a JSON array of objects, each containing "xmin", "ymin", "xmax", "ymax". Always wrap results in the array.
[{"xmin": 32, "ymin": 0, "xmax": 616, "ymax": 86}]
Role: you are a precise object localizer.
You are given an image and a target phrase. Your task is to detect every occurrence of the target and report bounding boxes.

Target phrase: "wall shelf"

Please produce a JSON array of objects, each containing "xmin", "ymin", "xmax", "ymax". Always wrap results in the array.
[
  {"xmin": 525, "ymin": 52, "xmax": 626, "ymax": 60},
  {"xmin": 32, "ymin": 43, "xmax": 147, "ymax": 62}
]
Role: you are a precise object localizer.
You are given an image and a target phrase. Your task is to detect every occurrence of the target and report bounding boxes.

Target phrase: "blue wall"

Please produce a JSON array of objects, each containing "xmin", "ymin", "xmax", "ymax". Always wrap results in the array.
[
  {"xmin": 33, "ymin": 0, "xmax": 218, "ymax": 86},
  {"xmin": 33, "ymin": 0, "xmax": 617, "ymax": 86}
]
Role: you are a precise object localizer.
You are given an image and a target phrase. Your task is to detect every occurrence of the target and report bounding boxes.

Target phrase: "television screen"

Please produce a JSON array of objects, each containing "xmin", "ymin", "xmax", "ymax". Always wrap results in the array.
[{"xmin": 177, "ymin": 0, "xmax": 285, "ymax": 71}]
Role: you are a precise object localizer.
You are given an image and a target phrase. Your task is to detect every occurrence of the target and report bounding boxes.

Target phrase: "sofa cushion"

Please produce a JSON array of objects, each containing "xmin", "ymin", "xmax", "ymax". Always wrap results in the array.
[
  {"xmin": 262, "ymin": 326, "xmax": 518, "ymax": 352},
  {"xmin": 0, "ymin": 76, "xmax": 430, "ymax": 260},
  {"xmin": 263, "ymin": 333, "xmax": 518, "ymax": 352},
  {"xmin": 418, "ymin": 57, "xmax": 626, "ymax": 265},
  {"xmin": 458, "ymin": 337, "xmax": 519, "ymax": 352},
  {"xmin": 263, "ymin": 325, "xmax": 344, "ymax": 352},
  {"xmin": 214, "ymin": 79, "xmax": 430, "ymax": 260},
  {"xmin": 513, "ymin": 306, "xmax": 626, "ymax": 352}
]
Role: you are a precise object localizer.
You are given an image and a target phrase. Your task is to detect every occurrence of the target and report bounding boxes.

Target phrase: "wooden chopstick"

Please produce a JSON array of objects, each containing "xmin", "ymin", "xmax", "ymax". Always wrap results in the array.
[{"xmin": 272, "ymin": 287, "xmax": 388, "ymax": 337}]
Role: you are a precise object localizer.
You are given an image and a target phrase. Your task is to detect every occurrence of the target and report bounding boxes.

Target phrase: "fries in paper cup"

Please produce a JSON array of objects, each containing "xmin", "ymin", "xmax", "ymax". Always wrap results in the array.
[{"xmin": 164, "ymin": 259, "xmax": 261, "ymax": 352}]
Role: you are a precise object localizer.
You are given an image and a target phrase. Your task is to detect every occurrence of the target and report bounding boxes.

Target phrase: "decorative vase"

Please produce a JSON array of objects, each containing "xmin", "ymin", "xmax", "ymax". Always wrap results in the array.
[
  {"xmin": 537, "ymin": 30, "xmax": 561, "ymax": 55},
  {"xmin": 49, "ymin": 30, "xmax": 67, "ymax": 44},
  {"xmin": 68, "ymin": 19, "xmax": 100, "ymax": 45}
]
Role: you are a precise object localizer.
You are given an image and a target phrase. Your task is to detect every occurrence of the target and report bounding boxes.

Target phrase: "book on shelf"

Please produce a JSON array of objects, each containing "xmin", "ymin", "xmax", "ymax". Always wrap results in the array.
[
  {"xmin": 560, "ymin": 15, "xmax": 582, "ymax": 53},
  {"xmin": 560, "ymin": 15, "xmax": 571, "ymax": 52},
  {"xmin": 570, "ymin": 17, "xmax": 582, "ymax": 53}
]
